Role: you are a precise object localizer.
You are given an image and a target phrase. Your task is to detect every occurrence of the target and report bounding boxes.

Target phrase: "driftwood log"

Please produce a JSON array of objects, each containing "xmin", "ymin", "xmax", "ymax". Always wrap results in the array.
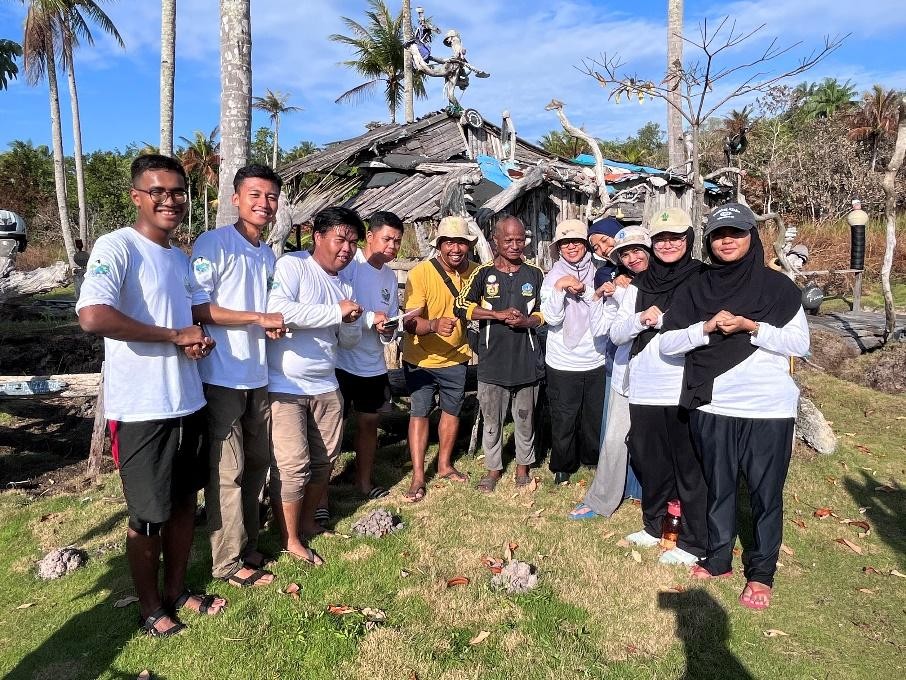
[
  {"xmin": 807, "ymin": 311, "xmax": 906, "ymax": 353},
  {"xmin": 0, "ymin": 261, "xmax": 70, "ymax": 304}
]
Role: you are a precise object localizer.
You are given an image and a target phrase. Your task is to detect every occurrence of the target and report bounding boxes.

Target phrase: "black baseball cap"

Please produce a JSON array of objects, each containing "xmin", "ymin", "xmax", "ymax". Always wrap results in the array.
[{"xmin": 703, "ymin": 202, "xmax": 757, "ymax": 238}]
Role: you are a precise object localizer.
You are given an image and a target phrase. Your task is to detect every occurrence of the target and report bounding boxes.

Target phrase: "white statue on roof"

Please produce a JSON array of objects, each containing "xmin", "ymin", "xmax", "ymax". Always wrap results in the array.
[{"xmin": 406, "ymin": 6, "xmax": 490, "ymax": 114}]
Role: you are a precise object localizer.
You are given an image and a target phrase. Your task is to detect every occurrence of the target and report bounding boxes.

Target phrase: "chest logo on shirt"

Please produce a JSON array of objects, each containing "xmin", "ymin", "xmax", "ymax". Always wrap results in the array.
[
  {"xmin": 485, "ymin": 282, "xmax": 500, "ymax": 298},
  {"xmin": 268, "ymin": 275, "xmax": 279, "ymax": 290},
  {"xmin": 521, "ymin": 283, "xmax": 534, "ymax": 297},
  {"xmin": 192, "ymin": 257, "xmax": 212, "ymax": 273},
  {"xmin": 381, "ymin": 287, "xmax": 391, "ymax": 303},
  {"xmin": 87, "ymin": 260, "xmax": 110, "ymax": 277}
]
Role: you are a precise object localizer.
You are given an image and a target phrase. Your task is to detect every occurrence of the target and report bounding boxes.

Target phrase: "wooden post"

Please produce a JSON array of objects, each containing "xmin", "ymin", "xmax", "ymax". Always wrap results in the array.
[
  {"xmin": 86, "ymin": 363, "xmax": 106, "ymax": 482},
  {"xmin": 402, "ymin": 0, "xmax": 414, "ymax": 124},
  {"xmin": 852, "ymin": 271, "xmax": 863, "ymax": 313}
]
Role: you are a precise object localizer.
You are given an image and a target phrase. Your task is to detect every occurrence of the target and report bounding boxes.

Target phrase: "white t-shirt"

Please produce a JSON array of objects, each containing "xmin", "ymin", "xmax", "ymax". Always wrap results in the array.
[
  {"xmin": 539, "ymin": 281, "xmax": 613, "ymax": 372},
  {"xmin": 609, "ymin": 284, "xmax": 684, "ymax": 405},
  {"xmin": 336, "ymin": 249, "xmax": 399, "ymax": 377},
  {"xmin": 189, "ymin": 225, "xmax": 276, "ymax": 389},
  {"xmin": 659, "ymin": 308, "xmax": 810, "ymax": 419},
  {"xmin": 75, "ymin": 227, "xmax": 205, "ymax": 422},
  {"xmin": 266, "ymin": 251, "xmax": 362, "ymax": 396}
]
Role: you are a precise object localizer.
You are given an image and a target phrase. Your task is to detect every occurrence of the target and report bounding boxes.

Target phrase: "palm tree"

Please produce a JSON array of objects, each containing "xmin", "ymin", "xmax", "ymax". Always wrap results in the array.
[
  {"xmin": 330, "ymin": 0, "xmax": 426, "ymax": 123},
  {"xmin": 160, "ymin": 0, "xmax": 176, "ymax": 156},
  {"xmin": 0, "ymin": 39, "xmax": 22, "ymax": 89},
  {"xmin": 538, "ymin": 129, "xmax": 594, "ymax": 159},
  {"xmin": 58, "ymin": 0, "xmax": 124, "ymax": 244},
  {"xmin": 216, "ymin": 0, "xmax": 251, "ymax": 227},
  {"xmin": 22, "ymin": 0, "xmax": 76, "ymax": 270},
  {"xmin": 800, "ymin": 78, "xmax": 857, "ymax": 119},
  {"xmin": 179, "ymin": 128, "xmax": 219, "ymax": 233},
  {"xmin": 252, "ymin": 89, "xmax": 302, "ymax": 168},
  {"xmin": 849, "ymin": 85, "xmax": 902, "ymax": 171}
]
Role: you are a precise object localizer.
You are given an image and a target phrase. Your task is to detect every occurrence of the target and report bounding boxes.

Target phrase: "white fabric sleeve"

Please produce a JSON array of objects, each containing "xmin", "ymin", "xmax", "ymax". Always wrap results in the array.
[
  {"xmin": 751, "ymin": 307, "xmax": 810, "ymax": 357},
  {"xmin": 583, "ymin": 288, "xmax": 612, "ymax": 338},
  {"xmin": 267, "ymin": 258, "xmax": 342, "ymax": 329},
  {"xmin": 608, "ymin": 286, "xmax": 647, "ymax": 346},
  {"xmin": 539, "ymin": 283, "xmax": 567, "ymax": 326},
  {"xmin": 188, "ymin": 234, "xmax": 217, "ymax": 305},
  {"xmin": 337, "ymin": 279, "xmax": 363, "ymax": 348},
  {"xmin": 75, "ymin": 235, "xmax": 127, "ymax": 312},
  {"xmin": 659, "ymin": 322, "xmax": 710, "ymax": 356}
]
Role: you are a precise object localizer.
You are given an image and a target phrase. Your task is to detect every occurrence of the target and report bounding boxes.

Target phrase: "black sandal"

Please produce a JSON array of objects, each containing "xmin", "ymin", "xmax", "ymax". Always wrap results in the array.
[
  {"xmin": 171, "ymin": 588, "xmax": 226, "ymax": 616},
  {"xmin": 139, "ymin": 607, "xmax": 185, "ymax": 637},
  {"xmin": 223, "ymin": 567, "xmax": 273, "ymax": 588},
  {"xmin": 477, "ymin": 474, "xmax": 500, "ymax": 493}
]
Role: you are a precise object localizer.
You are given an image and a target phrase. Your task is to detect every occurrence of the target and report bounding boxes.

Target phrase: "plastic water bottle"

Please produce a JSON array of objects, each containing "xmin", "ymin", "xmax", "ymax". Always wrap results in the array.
[{"xmin": 660, "ymin": 500, "xmax": 681, "ymax": 549}]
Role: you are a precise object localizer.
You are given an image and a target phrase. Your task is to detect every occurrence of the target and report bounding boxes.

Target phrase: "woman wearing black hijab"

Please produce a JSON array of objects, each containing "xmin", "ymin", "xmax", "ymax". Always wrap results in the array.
[
  {"xmin": 660, "ymin": 203, "xmax": 809, "ymax": 610},
  {"xmin": 609, "ymin": 208, "xmax": 708, "ymax": 567}
]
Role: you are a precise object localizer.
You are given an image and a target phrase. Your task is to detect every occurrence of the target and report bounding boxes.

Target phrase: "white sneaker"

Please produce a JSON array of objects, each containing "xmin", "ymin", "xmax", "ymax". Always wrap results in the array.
[
  {"xmin": 658, "ymin": 547, "xmax": 700, "ymax": 566},
  {"xmin": 626, "ymin": 530, "xmax": 660, "ymax": 548}
]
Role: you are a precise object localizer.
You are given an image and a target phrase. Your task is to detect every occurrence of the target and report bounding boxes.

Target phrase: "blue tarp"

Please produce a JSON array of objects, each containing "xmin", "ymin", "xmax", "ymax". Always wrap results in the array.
[{"xmin": 476, "ymin": 154, "xmax": 513, "ymax": 188}]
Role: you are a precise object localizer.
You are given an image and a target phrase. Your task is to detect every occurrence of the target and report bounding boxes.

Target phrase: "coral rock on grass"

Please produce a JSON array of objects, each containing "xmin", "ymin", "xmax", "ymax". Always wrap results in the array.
[
  {"xmin": 797, "ymin": 396, "xmax": 837, "ymax": 454},
  {"xmin": 351, "ymin": 509, "xmax": 404, "ymax": 538},
  {"xmin": 491, "ymin": 560, "xmax": 539, "ymax": 594},
  {"xmin": 37, "ymin": 546, "xmax": 87, "ymax": 580}
]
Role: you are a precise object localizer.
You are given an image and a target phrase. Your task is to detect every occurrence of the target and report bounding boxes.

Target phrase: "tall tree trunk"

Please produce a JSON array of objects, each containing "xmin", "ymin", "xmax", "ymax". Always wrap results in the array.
[
  {"xmin": 881, "ymin": 96, "xmax": 906, "ymax": 340},
  {"xmin": 216, "ymin": 0, "xmax": 252, "ymax": 226},
  {"xmin": 870, "ymin": 134, "xmax": 878, "ymax": 173},
  {"xmin": 186, "ymin": 182, "xmax": 192, "ymax": 236},
  {"xmin": 666, "ymin": 0, "xmax": 685, "ymax": 169},
  {"xmin": 402, "ymin": 0, "xmax": 414, "ymax": 124},
  {"xmin": 46, "ymin": 48, "xmax": 76, "ymax": 271},
  {"xmin": 204, "ymin": 184, "xmax": 209, "ymax": 232},
  {"xmin": 271, "ymin": 115, "xmax": 279, "ymax": 168},
  {"xmin": 65, "ymin": 42, "xmax": 88, "ymax": 245},
  {"xmin": 690, "ymin": 123, "xmax": 705, "ymax": 259},
  {"xmin": 160, "ymin": 0, "xmax": 177, "ymax": 156}
]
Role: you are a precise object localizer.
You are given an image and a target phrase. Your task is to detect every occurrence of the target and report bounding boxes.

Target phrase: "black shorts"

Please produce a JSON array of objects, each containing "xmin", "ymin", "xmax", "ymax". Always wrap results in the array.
[
  {"xmin": 403, "ymin": 362, "xmax": 468, "ymax": 417},
  {"xmin": 336, "ymin": 368, "xmax": 390, "ymax": 415},
  {"xmin": 109, "ymin": 410, "xmax": 208, "ymax": 529}
]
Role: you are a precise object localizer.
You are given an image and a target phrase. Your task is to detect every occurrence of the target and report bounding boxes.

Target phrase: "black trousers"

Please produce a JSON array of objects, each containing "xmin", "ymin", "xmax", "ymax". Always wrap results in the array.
[
  {"xmin": 627, "ymin": 404, "xmax": 708, "ymax": 558},
  {"xmin": 546, "ymin": 364, "xmax": 606, "ymax": 474},
  {"xmin": 690, "ymin": 410, "xmax": 794, "ymax": 586}
]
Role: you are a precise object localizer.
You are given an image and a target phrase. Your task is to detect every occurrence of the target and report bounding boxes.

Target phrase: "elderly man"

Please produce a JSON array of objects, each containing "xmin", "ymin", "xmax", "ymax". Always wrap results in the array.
[
  {"xmin": 266, "ymin": 206, "xmax": 364, "ymax": 565},
  {"xmin": 400, "ymin": 216, "xmax": 478, "ymax": 503},
  {"xmin": 454, "ymin": 216, "xmax": 544, "ymax": 492}
]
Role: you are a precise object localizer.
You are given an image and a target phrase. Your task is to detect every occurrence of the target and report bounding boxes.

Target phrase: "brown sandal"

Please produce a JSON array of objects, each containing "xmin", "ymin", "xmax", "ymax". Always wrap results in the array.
[{"xmin": 477, "ymin": 474, "xmax": 499, "ymax": 493}]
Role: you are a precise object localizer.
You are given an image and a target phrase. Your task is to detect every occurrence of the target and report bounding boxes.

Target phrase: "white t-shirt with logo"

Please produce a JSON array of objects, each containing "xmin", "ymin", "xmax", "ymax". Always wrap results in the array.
[
  {"xmin": 75, "ymin": 227, "xmax": 205, "ymax": 422},
  {"xmin": 336, "ymin": 249, "xmax": 399, "ymax": 377},
  {"xmin": 266, "ymin": 251, "xmax": 363, "ymax": 396},
  {"xmin": 189, "ymin": 225, "xmax": 276, "ymax": 389}
]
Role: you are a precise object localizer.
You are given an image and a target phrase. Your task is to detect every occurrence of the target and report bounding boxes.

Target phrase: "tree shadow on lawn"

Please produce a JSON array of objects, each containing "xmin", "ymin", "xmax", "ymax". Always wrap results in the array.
[
  {"xmin": 5, "ymin": 509, "xmax": 179, "ymax": 680},
  {"xmin": 844, "ymin": 470, "xmax": 906, "ymax": 568},
  {"xmin": 659, "ymin": 588, "xmax": 754, "ymax": 680}
]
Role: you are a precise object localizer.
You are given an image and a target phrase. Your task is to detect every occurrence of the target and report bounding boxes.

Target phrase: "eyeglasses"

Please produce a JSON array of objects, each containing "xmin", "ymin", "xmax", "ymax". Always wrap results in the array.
[
  {"xmin": 652, "ymin": 234, "xmax": 687, "ymax": 248},
  {"xmin": 133, "ymin": 187, "xmax": 189, "ymax": 205}
]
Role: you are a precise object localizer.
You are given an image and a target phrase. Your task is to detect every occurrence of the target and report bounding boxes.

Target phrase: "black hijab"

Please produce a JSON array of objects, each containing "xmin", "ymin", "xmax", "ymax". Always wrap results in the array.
[
  {"xmin": 662, "ymin": 226, "xmax": 802, "ymax": 409},
  {"xmin": 631, "ymin": 228, "xmax": 703, "ymax": 356}
]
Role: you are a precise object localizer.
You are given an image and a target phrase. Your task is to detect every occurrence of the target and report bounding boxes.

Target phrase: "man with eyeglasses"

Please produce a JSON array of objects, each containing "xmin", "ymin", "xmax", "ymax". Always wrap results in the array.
[{"xmin": 77, "ymin": 154, "xmax": 224, "ymax": 637}]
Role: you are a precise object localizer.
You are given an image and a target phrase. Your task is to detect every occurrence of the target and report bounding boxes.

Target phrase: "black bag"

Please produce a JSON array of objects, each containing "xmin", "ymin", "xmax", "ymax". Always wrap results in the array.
[{"xmin": 429, "ymin": 257, "xmax": 480, "ymax": 354}]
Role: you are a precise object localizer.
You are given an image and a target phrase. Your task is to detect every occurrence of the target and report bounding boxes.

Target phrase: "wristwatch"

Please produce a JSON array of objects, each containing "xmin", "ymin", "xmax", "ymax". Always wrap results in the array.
[{"xmin": 750, "ymin": 321, "xmax": 760, "ymax": 337}]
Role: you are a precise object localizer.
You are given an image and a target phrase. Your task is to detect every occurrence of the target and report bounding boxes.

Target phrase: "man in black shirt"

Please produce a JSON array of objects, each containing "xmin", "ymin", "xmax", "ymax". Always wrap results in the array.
[{"xmin": 454, "ymin": 216, "xmax": 544, "ymax": 492}]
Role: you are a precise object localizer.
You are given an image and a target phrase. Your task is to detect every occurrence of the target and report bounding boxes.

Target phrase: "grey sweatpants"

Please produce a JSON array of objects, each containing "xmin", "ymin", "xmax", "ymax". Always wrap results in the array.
[
  {"xmin": 477, "ymin": 381, "xmax": 539, "ymax": 471},
  {"xmin": 583, "ymin": 387, "xmax": 630, "ymax": 516}
]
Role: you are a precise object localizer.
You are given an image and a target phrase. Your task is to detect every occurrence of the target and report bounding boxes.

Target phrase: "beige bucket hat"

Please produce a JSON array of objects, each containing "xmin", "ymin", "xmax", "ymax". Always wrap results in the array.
[
  {"xmin": 608, "ymin": 225, "xmax": 652, "ymax": 264},
  {"xmin": 430, "ymin": 215, "xmax": 478, "ymax": 248},
  {"xmin": 549, "ymin": 219, "xmax": 589, "ymax": 257},
  {"xmin": 648, "ymin": 207, "xmax": 693, "ymax": 237}
]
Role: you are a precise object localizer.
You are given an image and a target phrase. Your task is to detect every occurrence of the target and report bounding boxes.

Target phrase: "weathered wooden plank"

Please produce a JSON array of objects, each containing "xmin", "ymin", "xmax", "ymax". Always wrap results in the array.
[{"xmin": 0, "ymin": 373, "xmax": 101, "ymax": 399}]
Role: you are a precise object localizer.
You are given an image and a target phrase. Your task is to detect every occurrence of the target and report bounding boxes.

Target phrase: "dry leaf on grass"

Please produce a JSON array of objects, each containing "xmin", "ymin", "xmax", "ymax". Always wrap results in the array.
[
  {"xmin": 780, "ymin": 544, "xmax": 795, "ymax": 556},
  {"xmin": 863, "ymin": 566, "xmax": 881, "ymax": 575},
  {"xmin": 446, "ymin": 576, "xmax": 470, "ymax": 588},
  {"xmin": 874, "ymin": 484, "xmax": 896, "ymax": 493},
  {"xmin": 615, "ymin": 538, "xmax": 630, "ymax": 548},
  {"xmin": 282, "ymin": 583, "xmax": 301, "ymax": 599},
  {"xmin": 763, "ymin": 629, "xmax": 789, "ymax": 637},
  {"xmin": 576, "ymin": 479, "xmax": 587, "ymax": 488},
  {"xmin": 481, "ymin": 557, "xmax": 504, "ymax": 574},
  {"xmin": 326, "ymin": 604, "xmax": 357, "ymax": 615},
  {"xmin": 469, "ymin": 630, "xmax": 491, "ymax": 645},
  {"xmin": 732, "ymin": 547, "xmax": 742, "ymax": 557},
  {"xmin": 825, "ymin": 476, "xmax": 838, "ymax": 486},
  {"xmin": 15, "ymin": 602, "xmax": 34, "ymax": 610},
  {"xmin": 602, "ymin": 530, "xmax": 616, "ymax": 540},
  {"xmin": 659, "ymin": 584, "xmax": 686, "ymax": 593},
  {"xmin": 813, "ymin": 507, "xmax": 832, "ymax": 518},
  {"xmin": 626, "ymin": 643, "xmax": 639, "ymax": 655},
  {"xmin": 630, "ymin": 549, "xmax": 642, "ymax": 563},
  {"xmin": 835, "ymin": 538, "xmax": 863, "ymax": 555},
  {"xmin": 113, "ymin": 596, "xmax": 138, "ymax": 608},
  {"xmin": 790, "ymin": 518, "xmax": 807, "ymax": 529},
  {"xmin": 891, "ymin": 570, "xmax": 906, "ymax": 579},
  {"xmin": 857, "ymin": 588, "xmax": 876, "ymax": 594},
  {"xmin": 400, "ymin": 569, "xmax": 410, "ymax": 578}
]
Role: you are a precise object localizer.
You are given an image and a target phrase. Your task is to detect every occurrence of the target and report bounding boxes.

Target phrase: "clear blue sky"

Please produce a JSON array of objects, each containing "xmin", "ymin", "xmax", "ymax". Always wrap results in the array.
[{"xmin": 1, "ymin": 0, "xmax": 904, "ymax": 154}]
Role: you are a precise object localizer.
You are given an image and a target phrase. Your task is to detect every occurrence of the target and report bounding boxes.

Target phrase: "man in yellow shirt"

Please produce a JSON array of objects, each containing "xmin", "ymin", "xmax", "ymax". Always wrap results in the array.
[{"xmin": 401, "ymin": 216, "xmax": 478, "ymax": 502}]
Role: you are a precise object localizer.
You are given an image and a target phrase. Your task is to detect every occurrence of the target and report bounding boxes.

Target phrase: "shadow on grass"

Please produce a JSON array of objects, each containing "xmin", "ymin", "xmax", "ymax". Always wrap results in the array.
[
  {"xmin": 659, "ymin": 589, "xmax": 753, "ymax": 680},
  {"xmin": 844, "ymin": 470, "xmax": 906, "ymax": 568}
]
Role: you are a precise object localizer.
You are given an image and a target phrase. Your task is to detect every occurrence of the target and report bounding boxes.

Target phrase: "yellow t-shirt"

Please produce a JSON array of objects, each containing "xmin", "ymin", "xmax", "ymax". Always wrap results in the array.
[{"xmin": 402, "ymin": 259, "xmax": 478, "ymax": 368}]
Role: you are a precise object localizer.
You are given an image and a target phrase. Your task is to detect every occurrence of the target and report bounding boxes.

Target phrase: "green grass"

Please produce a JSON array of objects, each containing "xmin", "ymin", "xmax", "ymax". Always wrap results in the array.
[{"xmin": 0, "ymin": 372, "xmax": 904, "ymax": 679}]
